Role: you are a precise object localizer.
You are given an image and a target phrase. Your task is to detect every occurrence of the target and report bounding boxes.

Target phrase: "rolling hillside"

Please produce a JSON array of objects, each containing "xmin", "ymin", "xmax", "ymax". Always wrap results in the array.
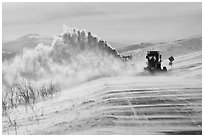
[{"xmin": 2, "ymin": 32, "xmax": 202, "ymax": 134}]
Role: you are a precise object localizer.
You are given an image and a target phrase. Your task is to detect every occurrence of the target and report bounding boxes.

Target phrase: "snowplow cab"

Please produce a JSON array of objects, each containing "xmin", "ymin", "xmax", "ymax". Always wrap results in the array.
[{"xmin": 144, "ymin": 51, "xmax": 167, "ymax": 72}]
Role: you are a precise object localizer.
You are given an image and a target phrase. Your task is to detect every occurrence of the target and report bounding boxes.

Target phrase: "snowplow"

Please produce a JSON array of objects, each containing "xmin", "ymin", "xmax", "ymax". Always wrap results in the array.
[{"xmin": 144, "ymin": 51, "xmax": 167, "ymax": 73}]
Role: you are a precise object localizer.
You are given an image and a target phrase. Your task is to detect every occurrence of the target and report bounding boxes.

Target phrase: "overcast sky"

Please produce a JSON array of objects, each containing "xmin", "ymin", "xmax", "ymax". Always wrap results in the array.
[{"xmin": 2, "ymin": 2, "xmax": 202, "ymax": 44}]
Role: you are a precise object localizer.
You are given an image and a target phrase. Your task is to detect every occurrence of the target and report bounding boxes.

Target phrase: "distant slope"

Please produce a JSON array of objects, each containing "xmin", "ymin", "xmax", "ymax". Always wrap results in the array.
[
  {"xmin": 118, "ymin": 43, "xmax": 155, "ymax": 53},
  {"xmin": 3, "ymin": 34, "xmax": 53, "ymax": 53},
  {"xmin": 107, "ymin": 42, "xmax": 127, "ymax": 50},
  {"xmin": 2, "ymin": 34, "xmax": 53, "ymax": 61},
  {"xmin": 127, "ymin": 36, "xmax": 202, "ymax": 61}
]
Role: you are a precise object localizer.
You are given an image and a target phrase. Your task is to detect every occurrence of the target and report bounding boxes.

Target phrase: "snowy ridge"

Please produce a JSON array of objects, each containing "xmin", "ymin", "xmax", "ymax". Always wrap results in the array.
[{"xmin": 19, "ymin": 34, "xmax": 52, "ymax": 40}]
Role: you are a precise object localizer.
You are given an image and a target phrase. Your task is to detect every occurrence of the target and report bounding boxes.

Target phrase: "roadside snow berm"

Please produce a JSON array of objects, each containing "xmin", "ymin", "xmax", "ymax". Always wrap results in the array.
[{"xmin": 144, "ymin": 51, "xmax": 167, "ymax": 73}]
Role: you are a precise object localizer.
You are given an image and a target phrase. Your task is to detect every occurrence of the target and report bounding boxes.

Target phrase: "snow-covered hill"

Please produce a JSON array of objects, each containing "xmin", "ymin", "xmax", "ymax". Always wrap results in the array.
[
  {"xmin": 2, "ymin": 34, "xmax": 53, "ymax": 61},
  {"xmin": 118, "ymin": 42, "xmax": 155, "ymax": 53},
  {"xmin": 123, "ymin": 35, "xmax": 202, "ymax": 62},
  {"xmin": 2, "ymin": 27, "xmax": 202, "ymax": 135},
  {"xmin": 3, "ymin": 34, "xmax": 53, "ymax": 53}
]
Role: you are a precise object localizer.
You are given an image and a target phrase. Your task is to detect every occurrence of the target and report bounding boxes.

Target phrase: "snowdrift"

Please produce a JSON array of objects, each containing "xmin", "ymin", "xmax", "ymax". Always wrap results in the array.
[{"xmin": 3, "ymin": 76, "xmax": 202, "ymax": 134}]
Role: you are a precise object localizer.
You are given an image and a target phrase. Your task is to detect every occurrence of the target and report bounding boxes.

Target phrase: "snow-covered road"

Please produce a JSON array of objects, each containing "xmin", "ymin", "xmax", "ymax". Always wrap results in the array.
[{"xmin": 3, "ymin": 75, "xmax": 202, "ymax": 135}]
